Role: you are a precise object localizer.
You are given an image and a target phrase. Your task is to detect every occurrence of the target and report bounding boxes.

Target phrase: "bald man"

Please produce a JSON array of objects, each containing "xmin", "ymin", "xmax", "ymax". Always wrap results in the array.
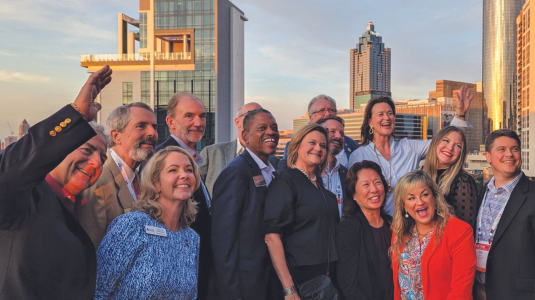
[{"xmin": 200, "ymin": 103, "xmax": 280, "ymax": 196}]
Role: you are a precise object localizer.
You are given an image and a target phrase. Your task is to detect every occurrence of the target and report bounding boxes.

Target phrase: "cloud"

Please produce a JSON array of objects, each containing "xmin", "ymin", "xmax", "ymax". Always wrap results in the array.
[
  {"xmin": 0, "ymin": 71, "xmax": 51, "ymax": 83},
  {"xmin": 0, "ymin": 50, "xmax": 18, "ymax": 57}
]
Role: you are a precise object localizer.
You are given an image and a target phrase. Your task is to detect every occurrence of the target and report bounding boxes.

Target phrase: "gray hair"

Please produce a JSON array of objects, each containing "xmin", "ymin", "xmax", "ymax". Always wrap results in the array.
[
  {"xmin": 235, "ymin": 102, "xmax": 262, "ymax": 118},
  {"xmin": 307, "ymin": 94, "xmax": 337, "ymax": 116},
  {"xmin": 167, "ymin": 92, "xmax": 204, "ymax": 118},
  {"xmin": 106, "ymin": 102, "xmax": 154, "ymax": 147},
  {"xmin": 88, "ymin": 121, "xmax": 110, "ymax": 145}
]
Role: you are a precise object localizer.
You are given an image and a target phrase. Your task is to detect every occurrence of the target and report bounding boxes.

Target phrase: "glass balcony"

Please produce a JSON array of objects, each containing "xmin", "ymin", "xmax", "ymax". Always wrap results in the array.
[{"xmin": 81, "ymin": 52, "xmax": 193, "ymax": 67}]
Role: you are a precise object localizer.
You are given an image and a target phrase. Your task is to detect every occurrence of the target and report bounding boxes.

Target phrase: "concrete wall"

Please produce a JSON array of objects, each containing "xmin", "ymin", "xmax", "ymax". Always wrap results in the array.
[
  {"xmin": 230, "ymin": 6, "xmax": 245, "ymax": 141},
  {"xmin": 97, "ymin": 71, "xmax": 142, "ymax": 128}
]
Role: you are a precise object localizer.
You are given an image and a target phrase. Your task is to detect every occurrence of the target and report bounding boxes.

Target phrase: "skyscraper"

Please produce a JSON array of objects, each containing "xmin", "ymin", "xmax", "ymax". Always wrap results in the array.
[
  {"xmin": 81, "ymin": 0, "xmax": 247, "ymax": 148},
  {"xmin": 350, "ymin": 21, "xmax": 391, "ymax": 109},
  {"xmin": 19, "ymin": 119, "xmax": 29, "ymax": 139},
  {"xmin": 483, "ymin": 0, "xmax": 523, "ymax": 131}
]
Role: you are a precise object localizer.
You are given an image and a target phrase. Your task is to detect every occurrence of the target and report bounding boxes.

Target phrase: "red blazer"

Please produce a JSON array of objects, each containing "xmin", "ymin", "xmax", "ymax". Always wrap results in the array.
[{"xmin": 392, "ymin": 217, "xmax": 476, "ymax": 300}]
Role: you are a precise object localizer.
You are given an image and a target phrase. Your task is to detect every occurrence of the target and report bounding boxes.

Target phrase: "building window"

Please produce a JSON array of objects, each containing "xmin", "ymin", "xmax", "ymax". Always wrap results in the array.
[
  {"xmin": 123, "ymin": 82, "xmax": 133, "ymax": 104},
  {"xmin": 140, "ymin": 13, "xmax": 147, "ymax": 48}
]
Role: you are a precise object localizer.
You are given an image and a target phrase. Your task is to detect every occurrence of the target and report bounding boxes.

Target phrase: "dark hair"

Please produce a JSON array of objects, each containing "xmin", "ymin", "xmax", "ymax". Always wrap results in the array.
[
  {"xmin": 360, "ymin": 96, "xmax": 396, "ymax": 146},
  {"xmin": 315, "ymin": 115, "xmax": 345, "ymax": 127},
  {"xmin": 242, "ymin": 108, "xmax": 272, "ymax": 132},
  {"xmin": 343, "ymin": 160, "xmax": 389, "ymax": 219},
  {"xmin": 485, "ymin": 129, "xmax": 521, "ymax": 152}
]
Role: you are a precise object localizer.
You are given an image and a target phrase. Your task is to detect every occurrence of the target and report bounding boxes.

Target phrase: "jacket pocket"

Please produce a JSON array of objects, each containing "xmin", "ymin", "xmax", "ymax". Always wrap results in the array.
[{"xmin": 515, "ymin": 278, "xmax": 535, "ymax": 292}]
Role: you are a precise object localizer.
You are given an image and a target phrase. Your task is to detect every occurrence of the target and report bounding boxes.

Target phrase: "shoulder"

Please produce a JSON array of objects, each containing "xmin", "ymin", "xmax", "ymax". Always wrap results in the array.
[
  {"xmin": 184, "ymin": 227, "xmax": 201, "ymax": 244},
  {"xmin": 456, "ymin": 171, "xmax": 476, "ymax": 183},
  {"xmin": 337, "ymin": 214, "xmax": 361, "ymax": 231},
  {"xmin": 444, "ymin": 217, "xmax": 472, "ymax": 237},
  {"xmin": 156, "ymin": 137, "xmax": 178, "ymax": 151},
  {"xmin": 110, "ymin": 211, "xmax": 151, "ymax": 229}
]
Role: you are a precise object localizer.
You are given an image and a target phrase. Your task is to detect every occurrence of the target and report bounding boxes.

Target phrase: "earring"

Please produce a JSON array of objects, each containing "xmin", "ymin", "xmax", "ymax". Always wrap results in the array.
[
  {"xmin": 404, "ymin": 210, "xmax": 409, "ymax": 218},
  {"xmin": 155, "ymin": 192, "xmax": 160, "ymax": 200},
  {"xmin": 369, "ymin": 127, "xmax": 374, "ymax": 135}
]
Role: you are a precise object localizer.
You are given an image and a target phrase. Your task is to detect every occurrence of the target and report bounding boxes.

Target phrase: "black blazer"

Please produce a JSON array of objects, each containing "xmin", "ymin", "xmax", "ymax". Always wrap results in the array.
[
  {"xmin": 479, "ymin": 174, "xmax": 535, "ymax": 300},
  {"xmin": 211, "ymin": 150, "xmax": 274, "ymax": 300},
  {"xmin": 0, "ymin": 105, "xmax": 97, "ymax": 300},
  {"xmin": 156, "ymin": 136, "xmax": 213, "ymax": 299},
  {"xmin": 335, "ymin": 212, "xmax": 393, "ymax": 300}
]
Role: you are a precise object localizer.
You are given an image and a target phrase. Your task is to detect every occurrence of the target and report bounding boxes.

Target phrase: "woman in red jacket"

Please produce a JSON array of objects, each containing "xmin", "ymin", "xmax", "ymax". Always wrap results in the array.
[{"xmin": 391, "ymin": 170, "xmax": 476, "ymax": 300}]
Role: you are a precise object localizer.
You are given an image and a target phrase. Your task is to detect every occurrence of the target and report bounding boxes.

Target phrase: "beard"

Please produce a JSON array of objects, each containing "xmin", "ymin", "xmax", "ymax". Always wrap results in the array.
[{"xmin": 129, "ymin": 136, "xmax": 157, "ymax": 162}]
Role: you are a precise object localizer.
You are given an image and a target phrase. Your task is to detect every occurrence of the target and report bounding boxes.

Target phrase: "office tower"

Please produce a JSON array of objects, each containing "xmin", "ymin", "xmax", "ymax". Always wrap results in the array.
[
  {"xmin": 350, "ymin": 21, "xmax": 391, "ymax": 109},
  {"xmin": 1, "ymin": 136, "xmax": 17, "ymax": 150},
  {"xmin": 81, "ymin": 0, "xmax": 247, "ymax": 148},
  {"xmin": 483, "ymin": 0, "xmax": 523, "ymax": 131},
  {"xmin": 19, "ymin": 119, "xmax": 30, "ymax": 139}
]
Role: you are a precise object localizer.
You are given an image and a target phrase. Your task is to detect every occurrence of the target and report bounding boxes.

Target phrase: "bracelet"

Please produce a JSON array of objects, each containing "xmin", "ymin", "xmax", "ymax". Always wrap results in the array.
[
  {"xmin": 71, "ymin": 103, "xmax": 81, "ymax": 114},
  {"xmin": 282, "ymin": 285, "xmax": 296, "ymax": 296},
  {"xmin": 456, "ymin": 113, "xmax": 466, "ymax": 118}
]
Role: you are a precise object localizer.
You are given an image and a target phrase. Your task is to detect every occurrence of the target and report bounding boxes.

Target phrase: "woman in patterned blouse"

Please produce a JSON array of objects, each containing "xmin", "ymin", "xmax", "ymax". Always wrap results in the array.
[
  {"xmin": 390, "ymin": 170, "xmax": 476, "ymax": 300},
  {"xmin": 95, "ymin": 146, "xmax": 200, "ymax": 300}
]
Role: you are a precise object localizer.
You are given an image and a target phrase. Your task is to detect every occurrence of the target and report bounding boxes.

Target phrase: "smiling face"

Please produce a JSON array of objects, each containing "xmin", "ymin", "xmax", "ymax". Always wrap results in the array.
[
  {"xmin": 242, "ymin": 112, "xmax": 279, "ymax": 162},
  {"xmin": 323, "ymin": 119, "xmax": 344, "ymax": 156},
  {"xmin": 296, "ymin": 130, "xmax": 327, "ymax": 168},
  {"xmin": 166, "ymin": 97, "xmax": 206, "ymax": 148},
  {"xmin": 485, "ymin": 136, "xmax": 521, "ymax": 180},
  {"xmin": 436, "ymin": 131, "xmax": 463, "ymax": 169},
  {"xmin": 369, "ymin": 102, "xmax": 395, "ymax": 137},
  {"xmin": 156, "ymin": 151, "xmax": 196, "ymax": 202},
  {"xmin": 353, "ymin": 168, "xmax": 385, "ymax": 212},
  {"xmin": 403, "ymin": 183, "xmax": 437, "ymax": 229},
  {"xmin": 49, "ymin": 132, "xmax": 108, "ymax": 195}
]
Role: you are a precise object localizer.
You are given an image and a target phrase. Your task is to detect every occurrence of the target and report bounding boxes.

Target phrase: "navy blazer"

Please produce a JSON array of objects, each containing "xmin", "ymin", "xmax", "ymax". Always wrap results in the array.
[{"xmin": 211, "ymin": 150, "xmax": 274, "ymax": 300}]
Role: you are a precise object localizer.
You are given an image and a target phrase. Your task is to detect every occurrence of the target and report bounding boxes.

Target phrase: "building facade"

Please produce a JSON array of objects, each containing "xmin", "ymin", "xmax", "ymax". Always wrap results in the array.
[
  {"xmin": 19, "ymin": 119, "xmax": 29, "ymax": 139},
  {"xmin": 1, "ymin": 136, "xmax": 17, "ymax": 150},
  {"xmin": 350, "ymin": 21, "xmax": 391, "ymax": 109},
  {"xmin": 81, "ymin": 0, "xmax": 247, "ymax": 148},
  {"xmin": 483, "ymin": 0, "xmax": 523, "ymax": 131}
]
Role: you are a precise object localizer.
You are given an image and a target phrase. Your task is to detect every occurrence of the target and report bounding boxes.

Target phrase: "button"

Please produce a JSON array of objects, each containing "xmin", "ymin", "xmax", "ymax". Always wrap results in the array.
[
  {"xmin": 60, "ymin": 122, "xmax": 66, "ymax": 128},
  {"xmin": 67, "ymin": 195, "xmax": 72, "ymax": 199},
  {"xmin": 55, "ymin": 126, "xmax": 62, "ymax": 132},
  {"xmin": 50, "ymin": 131, "xmax": 56, "ymax": 137},
  {"xmin": 65, "ymin": 118, "xmax": 71, "ymax": 124}
]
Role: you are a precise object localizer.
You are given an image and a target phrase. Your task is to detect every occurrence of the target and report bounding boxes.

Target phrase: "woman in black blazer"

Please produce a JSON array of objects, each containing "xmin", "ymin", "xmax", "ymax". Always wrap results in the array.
[{"xmin": 335, "ymin": 160, "xmax": 394, "ymax": 300}]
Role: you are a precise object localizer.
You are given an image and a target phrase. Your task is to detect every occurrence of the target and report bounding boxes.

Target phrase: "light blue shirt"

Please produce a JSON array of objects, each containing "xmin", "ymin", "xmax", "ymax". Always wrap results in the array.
[
  {"xmin": 245, "ymin": 148, "xmax": 275, "ymax": 186},
  {"xmin": 348, "ymin": 117, "xmax": 471, "ymax": 215},
  {"xmin": 321, "ymin": 160, "xmax": 343, "ymax": 217}
]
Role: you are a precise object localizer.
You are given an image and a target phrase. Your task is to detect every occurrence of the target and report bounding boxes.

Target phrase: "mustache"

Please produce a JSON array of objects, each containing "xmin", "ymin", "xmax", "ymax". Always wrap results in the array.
[{"xmin": 133, "ymin": 136, "xmax": 157, "ymax": 149}]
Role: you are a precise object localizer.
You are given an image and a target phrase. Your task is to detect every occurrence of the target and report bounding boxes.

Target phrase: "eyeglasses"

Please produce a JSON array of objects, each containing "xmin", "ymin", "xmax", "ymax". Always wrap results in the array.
[{"xmin": 311, "ymin": 108, "xmax": 336, "ymax": 116}]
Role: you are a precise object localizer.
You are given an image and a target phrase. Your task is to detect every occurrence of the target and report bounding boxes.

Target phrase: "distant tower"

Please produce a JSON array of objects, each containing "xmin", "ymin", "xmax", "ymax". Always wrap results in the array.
[
  {"xmin": 19, "ymin": 119, "xmax": 30, "ymax": 139},
  {"xmin": 350, "ymin": 21, "xmax": 391, "ymax": 109}
]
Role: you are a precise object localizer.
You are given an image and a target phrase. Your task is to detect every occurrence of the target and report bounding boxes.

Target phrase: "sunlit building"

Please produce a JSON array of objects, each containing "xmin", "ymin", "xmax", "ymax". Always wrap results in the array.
[
  {"xmin": 276, "ymin": 129, "xmax": 294, "ymax": 158},
  {"xmin": 1, "ymin": 136, "xmax": 17, "ymax": 150},
  {"xmin": 81, "ymin": 0, "xmax": 247, "ymax": 148},
  {"xmin": 19, "ymin": 119, "xmax": 30, "ymax": 139}
]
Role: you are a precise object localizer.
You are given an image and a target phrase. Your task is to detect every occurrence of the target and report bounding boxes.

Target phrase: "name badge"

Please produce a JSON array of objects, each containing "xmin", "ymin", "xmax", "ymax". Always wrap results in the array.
[
  {"xmin": 475, "ymin": 243, "xmax": 490, "ymax": 272},
  {"xmin": 253, "ymin": 175, "xmax": 267, "ymax": 187},
  {"xmin": 145, "ymin": 225, "xmax": 167, "ymax": 237}
]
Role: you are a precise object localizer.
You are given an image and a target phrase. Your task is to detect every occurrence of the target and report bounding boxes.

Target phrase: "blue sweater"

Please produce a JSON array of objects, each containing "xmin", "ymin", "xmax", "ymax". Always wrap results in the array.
[{"xmin": 95, "ymin": 211, "xmax": 200, "ymax": 300}]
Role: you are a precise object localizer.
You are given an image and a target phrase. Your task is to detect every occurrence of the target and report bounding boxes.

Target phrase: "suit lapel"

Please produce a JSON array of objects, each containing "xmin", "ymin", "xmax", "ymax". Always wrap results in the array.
[
  {"xmin": 106, "ymin": 153, "xmax": 135, "ymax": 212},
  {"xmin": 357, "ymin": 212, "xmax": 381, "ymax": 273},
  {"xmin": 421, "ymin": 232, "xmax": 438, "ymax": 300},
  {"xmin": 243, "ymin": 150, "xmax": 269, "ymax": 194},
  {"xmin": 491, "ymin": 175, "xmax": 529, "ymax": 247}
]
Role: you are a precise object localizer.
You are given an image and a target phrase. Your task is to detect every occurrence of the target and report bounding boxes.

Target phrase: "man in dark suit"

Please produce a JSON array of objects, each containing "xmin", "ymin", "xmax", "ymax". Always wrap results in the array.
[
  {"xmin": 156, "ymin": 92, "xmax": 213, "ymax": 299},
  {"xmin": 278, "ymin": 94, "xmax": 357, "ymax": 173},
  {"xmin": 211, "ymin": 108, "xmax": 280, "ymax": 300},
  {"xmin": 317, "ymin": 116, "xmax": 349, "ymax": 218},
  {"xmin": 0, "ymin": 66, "xmax": 112, "ymax": 299},
  {"xmin": 199, "ymin": 102, "xmax": 279, "ymax": 196},
  {"xmin": 474, "ymin": 129, "xmax": 535, "ymax": 300}
]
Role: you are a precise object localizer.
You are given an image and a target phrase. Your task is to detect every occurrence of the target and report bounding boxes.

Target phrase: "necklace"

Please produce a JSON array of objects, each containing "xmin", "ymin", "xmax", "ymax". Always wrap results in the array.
[
  {"xmin": 294, "ymin": 166, "xmax": 317, "ymax": 183},
  {"xmin": 373, "ymin": 146, "xmax": 393, "ymax": 192}
]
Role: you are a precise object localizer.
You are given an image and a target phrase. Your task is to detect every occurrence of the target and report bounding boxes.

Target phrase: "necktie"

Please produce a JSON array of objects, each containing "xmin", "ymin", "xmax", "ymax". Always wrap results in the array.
[{"xmin": 132, "ymin": 175, "xmax": 141, "ymax": 196}]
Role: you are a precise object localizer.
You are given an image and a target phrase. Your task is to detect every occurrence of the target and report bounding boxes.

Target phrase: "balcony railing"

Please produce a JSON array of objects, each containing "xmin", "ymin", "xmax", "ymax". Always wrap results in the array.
[{"xmin": 81, "ymin": 52, "xmax": 192, "ymax": 63}]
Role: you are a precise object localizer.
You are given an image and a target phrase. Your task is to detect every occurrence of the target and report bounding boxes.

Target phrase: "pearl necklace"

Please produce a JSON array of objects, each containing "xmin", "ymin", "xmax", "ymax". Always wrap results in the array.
[{"xmin": 294, "ymin": 166, "xmax": 317, "ymax": 182}]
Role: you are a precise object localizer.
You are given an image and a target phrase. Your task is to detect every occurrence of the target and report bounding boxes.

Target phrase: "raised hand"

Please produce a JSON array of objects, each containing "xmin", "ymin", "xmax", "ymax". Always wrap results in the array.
[
  {"xmin": 454, "ymin": 85, "xmax": 474, "ymax": 120},
  {"xmin": 73, "ymin": 65, "xmax": 113, "ymax": 121}
]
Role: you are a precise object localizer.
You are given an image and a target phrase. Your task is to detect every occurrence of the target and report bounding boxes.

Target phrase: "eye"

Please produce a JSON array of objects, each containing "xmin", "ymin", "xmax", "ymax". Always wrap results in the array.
[
  {"xmin": 168, "ymin": 168, "xmax": 177, "ymax": 173},
  {"xmin": 80, "ymin": 148, "xmax": 92, "ymax": 155},
  {"xmin": 363, "ymin": 183, "xmax": 369, "ymax": 187},
  {"xmin": 186, "ymin": 168, "xmax": 194, "ymax": 173},
  {"xmin": 408, "ymin": 196, "xmax": 415, "ymax": 201},
  {"xmin": 185, "ymin": 113, "xmax": 193, "ymax": 119},
  {"xmin": 422, "ymin": 193, "xmax": 429, "ymax": 198},
  {"xmin": 320, "ymin": 144, "xmax": 327, "ymax": 149},
  {"xmin": 258, "ymin": 126, "xmax": 266, "ymax": 131},
  {"xmin": 152, "ymin": 124, "xmax": 158, "ymax": 130},
  {"xmin": 456, "ymin": 144, "xmax": 462, "ymax": 149},
  {"xmin": 200, "ymin": 113, "xmax": 207, "ymax": 119},
  {"xmin": 387, "ymin": 112, "xmax": 393, "ymax": 116}
]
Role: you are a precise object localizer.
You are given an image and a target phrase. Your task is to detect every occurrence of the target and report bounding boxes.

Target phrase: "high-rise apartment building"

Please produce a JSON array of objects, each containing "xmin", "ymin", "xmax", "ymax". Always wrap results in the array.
[
  {"xmin": 350, "ymin": 22, "xmax": 391, "ymax": 109},
  {"xmin": 19, "ymin": 119, "xmax": 29, "ymax": 139},
  {"xmin": 1, "ymin": 136, "xmax": 17, "ymax": 150},
  {"xmin": 81, "ymin": 0, "xmax": 247, "ymax": 148},
  {"xmin": 483, "ymin": 0, "xmax": 523, "ymax": 131}
]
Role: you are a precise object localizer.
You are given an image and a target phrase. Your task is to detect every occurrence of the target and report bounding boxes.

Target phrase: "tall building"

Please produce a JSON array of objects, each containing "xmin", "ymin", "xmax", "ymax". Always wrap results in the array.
[
  {"xmin": 81, "ymin": 0, "xmax": 247, "ymax": 148},
  {"xmin": 483, "ymin": 0, "xmax": 523, "ymax": 131},
  {"xmin": 19, "ymin": 119, "xmax": 30, "ymax": 139},
  {"xmin": 350, "ymin": 21, "xmax": 391, "ymax": 109},
  {"xmin": 1, "ymin": 136, "xmax": 17, "ymax": 150}
]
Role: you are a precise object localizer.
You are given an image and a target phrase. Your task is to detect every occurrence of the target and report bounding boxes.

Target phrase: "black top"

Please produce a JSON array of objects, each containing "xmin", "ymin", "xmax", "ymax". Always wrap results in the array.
[
  {"xmin": 437, "ymin": 169, "xmax": 479, "ymax": 230},
  {"xmin": 264, "ymin": 168, "xmax": 339, "ymax": 267},
  {"xmin": 371, "ymin": 222, "xmax": 393, "ymax": 299}
]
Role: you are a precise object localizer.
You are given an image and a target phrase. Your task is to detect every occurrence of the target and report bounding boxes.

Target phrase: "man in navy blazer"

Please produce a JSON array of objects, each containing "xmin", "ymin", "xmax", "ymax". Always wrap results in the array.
[{"xmin": 211, "ymin": 108, "xmax": 280, "ymax": 300}]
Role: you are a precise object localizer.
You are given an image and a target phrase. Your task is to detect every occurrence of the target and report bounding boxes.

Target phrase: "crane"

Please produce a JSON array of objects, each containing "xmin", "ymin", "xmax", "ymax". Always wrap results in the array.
[{"xmin": 7, "ymin": 122, "xmax": 14, "ymax": 135}]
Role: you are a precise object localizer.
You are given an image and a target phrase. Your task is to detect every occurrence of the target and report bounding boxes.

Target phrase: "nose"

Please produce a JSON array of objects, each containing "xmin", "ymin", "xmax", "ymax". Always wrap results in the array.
[
  {"xmin": 147, "ymin": 124, "xmax": 157, "ymax": 138},
  {"xmin": 193, "ymin": 115, "xmax": 204, "ymax": 127},
  {"xmin": 415, "ymin": 196, "xmax": 425, "ymax": 206},
  {"xmin": 369, "ymin": 183, "xmax": 379, "ymax": 193},
  {"xmin": 88, "ymin": 153, "xmax": 103, "ymax": 169},
  {"xmin": 334, "ymin": 131, "xmax": 342, "ymax": 139},
  {"xmin": 504, "ymin": 148, "xmax": 513, "ymax": 157}
]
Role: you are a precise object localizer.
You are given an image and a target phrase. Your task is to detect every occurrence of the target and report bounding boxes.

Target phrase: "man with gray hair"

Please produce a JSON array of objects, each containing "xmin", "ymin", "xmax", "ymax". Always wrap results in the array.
[{"xmin": 81, "ymin": 102, "xmax": 158, "ymax": 249}]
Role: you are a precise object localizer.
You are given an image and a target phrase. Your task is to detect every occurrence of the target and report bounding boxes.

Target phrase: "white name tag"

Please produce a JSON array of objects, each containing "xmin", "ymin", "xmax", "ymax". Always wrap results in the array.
[
  {"xmin": 145, "ymin": 225, "xmax": 167, "ymax": 237},
  {"xmin": 475, "ymin": 243, "xmax": 490, "ymax": 273}
]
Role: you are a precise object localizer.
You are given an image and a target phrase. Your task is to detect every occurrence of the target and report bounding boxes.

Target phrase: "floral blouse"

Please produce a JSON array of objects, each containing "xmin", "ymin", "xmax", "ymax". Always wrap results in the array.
[{"xmin": 398, "ymin": 226, "xmax": 435, "ymax": 300}]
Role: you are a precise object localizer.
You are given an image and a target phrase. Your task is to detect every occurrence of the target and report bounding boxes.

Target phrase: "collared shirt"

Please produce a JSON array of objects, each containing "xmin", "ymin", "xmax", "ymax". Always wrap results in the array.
[
  {"xmin": 236, "ymin": 139, "xmax": 244, "ymax": 155},
  {"xmin": 171, "ymin": 134, "xmax": 204, "ymax": 165},
  {"xmin": 109, "ymin": 148, "xmax": 139, "ymax": 201},
  {"xmin": 246, "ymin": 148, "xmax": 275, "ymax": 186},
  {"xmin": 336, "ymin": 148, "xmax": 348, "ymax": 168},
  {"xmin": 348, "ymin": 117, "xmax": 471, "ymax": 215},
  {"xmin": 321, "ymin": 159, "xmax": 343, "ymax": 217},
  {"xmin": 475, "ymin": 171, "xmax": 523, "ymax": 284},
  {"xmin": 45, "ymin": 174, "xmax": 87, "ymax": 221}
]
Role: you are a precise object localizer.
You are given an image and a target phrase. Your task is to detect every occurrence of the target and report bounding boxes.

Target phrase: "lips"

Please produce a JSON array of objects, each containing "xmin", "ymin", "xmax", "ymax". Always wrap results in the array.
[
  {"xmin": 441, "ymin": 151, "xmax": 453, "ymax": 157},
  {"xmin": 176, "ymin": 184, "xmax": 190, "ymax": 188},
  {"xmin": 368, "ymin": 196, "xmax": 381, "ymax": 203},
  {"xmin": 77, "ymin": 168, "xmax": 92, "ymax": 179},
  {"xmin": 263, "ymin": 138, "xmax": 277, "ymax": 145},
  {"xmin": 381, "ymin": 122, "xmax": 391, "ymax": 129},
  {"xmin": 416, "ymin": 207, "xmax": 428, "ymax": 218}
]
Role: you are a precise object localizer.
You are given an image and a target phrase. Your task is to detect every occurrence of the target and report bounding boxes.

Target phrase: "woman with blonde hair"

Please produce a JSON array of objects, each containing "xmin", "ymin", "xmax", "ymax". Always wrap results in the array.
[
  {"xmin": 391, "ymin": 170, "xmax": 476, "ymax": 300},
  {"xmin": 423, "ymin": 126, "xmax": 479, "ymax": 230},
  {"xmin": 95, "ymin": 146, "xmax": 200, "ymax": 300},
  {"xmin": 264, "ymin": 124, "xmax": 339, "ymax": 300}
]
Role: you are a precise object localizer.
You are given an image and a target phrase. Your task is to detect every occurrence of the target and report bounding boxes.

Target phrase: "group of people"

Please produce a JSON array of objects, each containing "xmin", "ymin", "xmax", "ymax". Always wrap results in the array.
[{"xmin": 0, "ymin": 65, "xmax": 534, "ymax": 300}]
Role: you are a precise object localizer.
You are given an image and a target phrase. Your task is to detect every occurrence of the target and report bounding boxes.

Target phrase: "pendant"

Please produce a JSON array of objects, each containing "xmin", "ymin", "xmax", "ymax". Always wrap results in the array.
[{"xmin": 388, "ymin": 185, "xmax": 392, "ymax": 193}]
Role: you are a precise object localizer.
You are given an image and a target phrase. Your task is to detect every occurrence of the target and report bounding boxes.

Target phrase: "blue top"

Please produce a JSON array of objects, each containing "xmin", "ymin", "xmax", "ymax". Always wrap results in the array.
[{"xmin": 95, "ymin": 211, "xmax": 200, "ymax": 300}]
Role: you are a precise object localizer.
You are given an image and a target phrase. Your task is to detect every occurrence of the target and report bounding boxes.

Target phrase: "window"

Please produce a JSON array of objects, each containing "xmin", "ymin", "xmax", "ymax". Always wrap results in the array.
[
  {"xmin": 123, "ymin": 82, "xmax": 133, "ymax": 104},
  {"xmin": 140, "ymin": 13, "xmax": 147, "ymax": 48}
]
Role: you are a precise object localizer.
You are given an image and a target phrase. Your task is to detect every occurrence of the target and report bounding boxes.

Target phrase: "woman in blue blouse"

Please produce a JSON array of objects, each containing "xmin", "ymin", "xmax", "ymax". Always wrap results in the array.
[{"xmin": 95, "ymin": 146, "xmax": 200, "ymax": 300}]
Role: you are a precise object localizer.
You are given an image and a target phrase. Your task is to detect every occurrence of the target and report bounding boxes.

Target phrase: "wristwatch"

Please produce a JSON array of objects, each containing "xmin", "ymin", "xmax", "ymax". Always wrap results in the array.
[{"xmin": 282, "ymin": 285, "xmax": 296, "ymax": 296}]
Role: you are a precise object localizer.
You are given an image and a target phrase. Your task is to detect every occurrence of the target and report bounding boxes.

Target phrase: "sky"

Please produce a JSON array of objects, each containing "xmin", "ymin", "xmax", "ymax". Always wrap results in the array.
[{"xmin": 0, "ymin": 0, "xmax": 482, "ymax": 139}]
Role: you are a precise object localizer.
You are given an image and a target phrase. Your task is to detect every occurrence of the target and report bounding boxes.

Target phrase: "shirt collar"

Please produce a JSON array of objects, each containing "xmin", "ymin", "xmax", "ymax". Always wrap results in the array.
[
  {"xmin": 487, "ymin": 171, "xmax": 523, "ymax": 194},
  {"xmin": 246, "ymin": 148, "xmax": 275, "ymax": 173},
  {"xmin": 45, "ymin": 174, "xmax": 87, "ymax": 214},
  {"xmin": 171, "ymin": 134, "xmax": 204, "ymax": 165},
  {"xmin": 109, "ymin": 148, "xmax": 136, "ymax": 182},
  {"xmin": 325, "ymin": 159, "xmax": 341, "ymax": 175},
  {"xmin": 236, "ymin": 139, "xmax": 244, "ymax": 155}
]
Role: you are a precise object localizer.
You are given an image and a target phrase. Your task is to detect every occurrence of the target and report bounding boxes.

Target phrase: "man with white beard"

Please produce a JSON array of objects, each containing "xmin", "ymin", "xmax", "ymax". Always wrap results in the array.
[{"xmin": 81, "ymin": 102, "xmax": 158, "ymax": 249}]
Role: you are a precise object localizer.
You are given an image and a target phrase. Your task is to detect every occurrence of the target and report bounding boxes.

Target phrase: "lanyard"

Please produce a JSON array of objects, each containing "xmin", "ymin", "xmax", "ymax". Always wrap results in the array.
[
  {"xmin": 109, "ymin": 149, "xmax": 138, "ymax": 202},
  {"xmin": 477, "ymin": 189, "xmax": 507, "ymax": 244}
]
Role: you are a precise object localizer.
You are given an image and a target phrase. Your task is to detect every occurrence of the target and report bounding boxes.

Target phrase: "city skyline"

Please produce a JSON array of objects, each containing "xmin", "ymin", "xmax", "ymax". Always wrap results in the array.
[{"xmin": 0, "ymin": 0, "xmax": 482, "ymax": 139}]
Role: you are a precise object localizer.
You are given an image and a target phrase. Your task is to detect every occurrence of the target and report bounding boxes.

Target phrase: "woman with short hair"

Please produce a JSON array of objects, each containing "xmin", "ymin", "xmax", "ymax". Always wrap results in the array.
[{"xmin": 95, "ymin": 146, "xmax": 200, "ymax": 300}]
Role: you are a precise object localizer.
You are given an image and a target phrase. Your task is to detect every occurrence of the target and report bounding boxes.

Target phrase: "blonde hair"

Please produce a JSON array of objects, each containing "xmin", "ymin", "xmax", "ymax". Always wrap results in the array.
[
  {"xmin": 390, "ymin": 170, "xmax": 453, "ymax": 259},
  {"xmin": 423, "ymin": 126, "xmax": 468, "ymax": 196},
  {"xmin": 287, "ymin": 124, "xmax": 330, "ymax": 174},
  {"xmin": 134, "ymin": 146, "xmax": 200, "ymax": 229}
]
